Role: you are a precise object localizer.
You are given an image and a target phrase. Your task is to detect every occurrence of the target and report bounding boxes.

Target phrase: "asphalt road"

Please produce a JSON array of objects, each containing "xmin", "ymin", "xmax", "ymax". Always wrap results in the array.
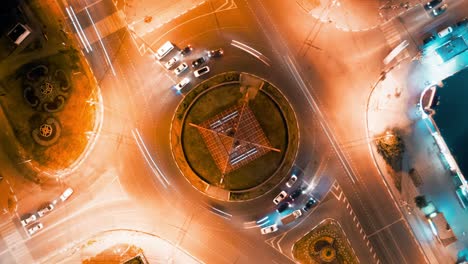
[{"xmin": 2, "ymin": 0, "xmax": 468, "ymax": 263}]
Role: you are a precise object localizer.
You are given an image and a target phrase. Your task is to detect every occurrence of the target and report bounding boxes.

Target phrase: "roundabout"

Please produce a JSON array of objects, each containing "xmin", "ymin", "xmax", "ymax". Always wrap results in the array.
[{"xmin": 171, "ymin": 72, "xmax": 299, "ymax": 201}]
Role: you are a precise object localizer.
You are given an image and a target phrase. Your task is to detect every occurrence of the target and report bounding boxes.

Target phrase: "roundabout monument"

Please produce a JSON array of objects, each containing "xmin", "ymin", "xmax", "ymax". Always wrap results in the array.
[{"xmin": 171, "ymin": 72, "xmax": 299, "ymax": 201}]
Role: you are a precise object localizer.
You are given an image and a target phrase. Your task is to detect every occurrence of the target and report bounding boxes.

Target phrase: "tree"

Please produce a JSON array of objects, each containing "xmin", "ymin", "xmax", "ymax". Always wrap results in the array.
[{"xmin": 375, "ymin": 130, "xmax": 405, "ymax": 170}]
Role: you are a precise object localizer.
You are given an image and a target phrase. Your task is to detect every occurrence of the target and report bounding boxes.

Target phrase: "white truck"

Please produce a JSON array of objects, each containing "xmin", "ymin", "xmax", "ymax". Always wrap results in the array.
[{"xmin": 281, "ymin": 209, "xmax": 302, "ymax": 225}]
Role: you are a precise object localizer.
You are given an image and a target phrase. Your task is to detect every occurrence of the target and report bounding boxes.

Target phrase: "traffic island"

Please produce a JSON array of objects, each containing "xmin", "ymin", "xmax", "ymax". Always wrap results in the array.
[
  {"xmin": 292, "ymin": 219, "xmax": 359, "ymax": 264},
  {"xmin": 0, "ymin": 0, "xmax": 101, "ymax": 183},
  {"xmin": 171, "ymin": 72, "xmax": 299, "ymax": 201}
]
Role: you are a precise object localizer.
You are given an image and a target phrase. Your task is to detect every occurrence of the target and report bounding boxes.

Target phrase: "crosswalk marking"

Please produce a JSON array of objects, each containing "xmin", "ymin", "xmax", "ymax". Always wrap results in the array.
[
  {"xmin": 0, "ymin": 221, "xmax": 35, "ymax": 263},
  {"xmin": 380, "ymin": 21, "xmax": 409, "ymax": 63}
]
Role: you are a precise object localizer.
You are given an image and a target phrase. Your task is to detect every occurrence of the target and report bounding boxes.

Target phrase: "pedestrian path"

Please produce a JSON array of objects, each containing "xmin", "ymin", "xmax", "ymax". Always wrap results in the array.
[{"xmin": 0, "ymin": 221, "xmax": 34, "ymax": 264}]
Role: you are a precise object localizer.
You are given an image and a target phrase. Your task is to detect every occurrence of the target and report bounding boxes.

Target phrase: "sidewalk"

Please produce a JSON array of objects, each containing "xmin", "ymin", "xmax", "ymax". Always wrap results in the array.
[{"xmin": 366, "ymin": 51, "xmax": 468, "ymax": 262}]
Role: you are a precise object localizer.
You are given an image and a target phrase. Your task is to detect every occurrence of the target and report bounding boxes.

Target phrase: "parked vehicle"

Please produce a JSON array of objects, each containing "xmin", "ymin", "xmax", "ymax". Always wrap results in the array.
[
  {"xmin": 191, "ymin": 57, "xmax": 206, "ymax": 68},
  {"xmin": 431, "ymin": 4, "xmax": 448, "ymax": 17},
  {"xmin": 193, "ymin": 66, "xmax": 210, "ymax": 77},
  {"xmin": 424, "ymin": 0, "xmax": 442, "ymax": 10},
  {"xmin": 174, "ymin": 63, "xmax": 188, "ymax": 75},
  {"xmin": 437, "ymin": 26, "xmax": 453, "ymax": 38},
  {"xmin": 303, "ymin": 197, "xmax": 318, "ymax": 212},
  {"xmin": 277, "ymin": 202, "xmax": 291, "ymax": 213},
  {"xmin": 180, "ymin": 45, "xmax": 193, "ymax": 56},
  {"xmin": 175, "ymin": 77, "xmax": 190, "ymax": 91},
  {"xmin": 290, "ymin": 186, "xmax": 306, "ymax": 200},
  {"xmin": 28, "ymin": 223, "xmax": 43, "ymax": 235},
  {"xmin": 21, "ymin": 214, "xmax": 37, "ymax": 226},
  {"xmin": 37, "ymin": 203, "xmax": 54, "ymax": 217},
  {"xmin": 155, "ymin": 41, "xmax": 174, "ymax": 60},
  {"xmin": 423, "ymin": 35, "xmax": 436, "ymax": 45},
  {"xmin": 273, "ymin": 190, "xmax": 288, "ymax": 205},
  {"xmin": 60, "ymin": 187, "xmax": 74, "ymax": 202},
  {"xmin": 285, "ymin": 174, "xmax": 298, "ymax": 188},
  {"xmin": 164, "ymin": 56, "xmax": 179, "ymax": 69}
]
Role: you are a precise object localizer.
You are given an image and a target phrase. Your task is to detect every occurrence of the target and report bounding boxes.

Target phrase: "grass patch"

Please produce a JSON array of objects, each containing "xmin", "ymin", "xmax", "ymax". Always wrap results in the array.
[
  {"xmin": 0, "ymin": 52, "xmax": 95, "ymax": 171},
  {"xmin": 182, "ymin": 84, "xmax": 288, "ymax": 190},
  {"xmin": 293, "ymin": 219, "xmax": 359, "ymax": 264}
]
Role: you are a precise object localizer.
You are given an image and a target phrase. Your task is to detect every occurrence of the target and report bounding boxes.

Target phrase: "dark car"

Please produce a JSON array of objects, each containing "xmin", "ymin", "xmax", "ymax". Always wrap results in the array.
[
  {"xmin": 302, "ymin": 197, "xmax": 318, "ymax": 212},
  {"xmin": 424, "ymin": 0, "xmax": 442, "ymax": 10},
  {"xmin": 191, "ymin": 57, "xmax": 206, "ymax": 68},
  {"xmin": 277, "ymin": 202, "xmax": 291, "ymax": 213},
  {"xmin": 456, "ymin": 18, "xmax": 468, "ymax": 27},
  {"xmin": 290, "ymin": 186, "xmax": 306, "ymax": 200},
  {"xmin": 180, "ymin": 45, "xmax": 193, "ymax": 56},
  {"xmin": 208, "ymin": 48, "xmax": 224, "ymax": 57},
  {"xmin": 423, "ymin": 35, "xmax": 436, "ymax": 45},
  {"xmin": 431, "ymin": 4, "xmax": 447, "ymax": 17}
]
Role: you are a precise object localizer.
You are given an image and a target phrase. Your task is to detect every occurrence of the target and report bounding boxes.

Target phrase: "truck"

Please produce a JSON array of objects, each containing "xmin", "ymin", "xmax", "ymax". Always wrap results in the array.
[{"xmin": 281, "ymin": 209, "xmax": 302, "ymax": 225}]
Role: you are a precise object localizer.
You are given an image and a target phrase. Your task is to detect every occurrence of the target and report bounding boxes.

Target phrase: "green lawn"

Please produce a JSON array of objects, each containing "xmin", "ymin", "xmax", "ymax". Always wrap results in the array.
[{"xmin": 182, "ymin": 84, "xmax": 287, "ymax": 190}]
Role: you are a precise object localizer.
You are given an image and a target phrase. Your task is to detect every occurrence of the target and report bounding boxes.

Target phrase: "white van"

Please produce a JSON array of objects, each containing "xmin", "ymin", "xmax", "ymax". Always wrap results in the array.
[
  {"xmin": 437, "ymin": 26, "xmax": 453, "ymax": 38},
  {"xmin": 155, "ymin": 41, "xmax": 174, "ymax": 60}
]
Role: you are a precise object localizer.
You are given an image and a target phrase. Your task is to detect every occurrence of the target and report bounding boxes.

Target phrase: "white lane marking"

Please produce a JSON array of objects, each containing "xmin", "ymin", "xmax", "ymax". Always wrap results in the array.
[
  {"xmin": 283, "ymin": 55, "xmax": 358, "ymax": 184},
  {"xmin": 85, "ymin": 7, "xmax": 116, "ymax": 76}
]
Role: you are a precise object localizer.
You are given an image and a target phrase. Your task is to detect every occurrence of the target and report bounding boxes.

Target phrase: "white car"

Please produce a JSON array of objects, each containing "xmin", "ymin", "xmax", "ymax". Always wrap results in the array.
[
  {"xmin": 164, "ymin": 56, "xmax": 178, "ymax": 69},
  {"xmin": 286, "ymin": 174, "xmax": 298, "ymax": 188},
  {"xmin": 60, "ymin": 187, "xmax": 74, "ymax": 201},
  {"xmin": 173, "ymin": 63, "xmax": 188, "ymax": 75},
  {"xmin": 175, "ymin": 78, "xmax": 190, "ymax": 91},
  {"xmin": 21, "ymin": 214, "xmax": 37, "ymax": 226},
  {"xmin": 260, "ymin": 224, "xmax": 278, "ymax": 235},
  {"xmin": 155, "ymin": 41, "xmax": 174, "ymax": 60},
  {"xmin": 193, "ymin": 66, "xmax": 210, "ymax": 77},
  {"xmin": 28, "ymin": 223, "xmax": 43, "ymax": 235},
  {"xmin": 273, "ymin": 190, "xmax": 288, "ymax": 205},
  {"xmin": 37, "ymin": 203, "xmax": 54, "ymax": 217}
]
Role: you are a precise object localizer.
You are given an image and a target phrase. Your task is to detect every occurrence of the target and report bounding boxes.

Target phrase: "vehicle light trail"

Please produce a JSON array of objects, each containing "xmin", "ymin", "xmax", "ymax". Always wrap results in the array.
[
  {"xmin": 131, "ymin": 129, "xmax": 170, "ymax": 188},
  {"xmin": 85, "ymin": 7, "xmax": 116, "ymax": 76},
  {"xmin": 65, "ymin": 7, "xmax": 90, "ymax": 53},
  {"xmin": 231, "ymin": 40, "xmax": 271, "ymax": 66}
]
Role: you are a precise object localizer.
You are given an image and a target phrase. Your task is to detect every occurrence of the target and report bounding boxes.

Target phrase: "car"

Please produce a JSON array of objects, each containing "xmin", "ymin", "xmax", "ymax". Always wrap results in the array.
[
  {"xmin": 175, "ymin": 77, "xmax": 190, "ymax": 91},
  {"xmin": 260, "ymin": 224, "xmax": 278, "ymax": 235},
  {"xmin": 290, "ymin": 186, "xmax": 306, "ymax": 200},
  {"xmin": 28, "ymin": 223, "xmax": 43, "ymax": 235},
  {"xmin": 277, "ymin": 202, "xmax": 291, "ymax": 213},
  {"xmin": 193, "ymin": 66, "xmax": 210, "ymax": 77},
  {"xmin": 37, "ymin": 203, "xmax": 54, "ymax": 217},
  {"xmin": 303, "ymin": 197, "xmax": 318, "ymax": 212},
  {"xmin": 164, "ymin": 56, "xmax": 179, "ymax": 69},
  {"xmin": 437, "ymin": 26, "xmax": 453, "ymax": 38},
  {"xmin": 456, "ymin": 18, "xmax": 468, "ymax": 27},
  {"xmin": 173, "ymin": 63, "xmax": 188, "ymax": 75},
  {"xmin": 286, "ymin": 174, "xmax": 298, "ymax": 188},
  {"xmin": 191, "ymin": 57, "xmax": 206, "ymax": 68},
  {"xmin": 180, "ymin": 45, "xmax": 193, "ymax": 56},
  {"xmin": 60, "ymin": 187, "xmax": 74, "ymax": 201},
  {"xmin": 207, "ymin": 48, "xmax": 224, "ymax": 57},
  {"xmin": 424, "ymin": 0, "xmax": 442, "ymax": 10},
  {"xmin": 20, "ymin": 214, "xmax": 37, "ymax": 226},
  {"xmin": 155, "ymin": 41, "xmax": 174, "ymax": 60},
  {"xmin": 422, "ymin": 35, "xmax": 436, "ymax": 45},
  {"xmin": 273, "ymin": 190, "xmax": 288, "ymax": 205},
  {"xmin": 431, "ymin": 4, "xmax": 447, "ymax": 17}
]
